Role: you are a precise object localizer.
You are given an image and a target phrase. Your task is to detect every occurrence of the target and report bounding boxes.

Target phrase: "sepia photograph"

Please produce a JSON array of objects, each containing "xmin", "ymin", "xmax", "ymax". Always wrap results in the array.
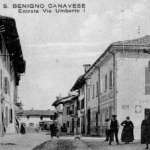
[{"xmin": 0, "ymin": 0, "xmax": 150, "ymax": 149}]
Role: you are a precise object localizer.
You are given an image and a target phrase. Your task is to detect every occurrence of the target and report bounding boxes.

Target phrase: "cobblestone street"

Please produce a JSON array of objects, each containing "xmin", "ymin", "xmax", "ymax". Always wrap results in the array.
[
  {"xmin": 33, "ymin": 136, "xmax": 147, "ymax": 150},
  {"xmin": 82, "ymin": 137, "xmax": 143, "ymax": 150},
  {"xmin": 0, "ymin": 133, "xmax": 148, "ymax": 150},
  {"xmin": 0, "ymin": 132, "xmax": 50, "ymax": 150}
]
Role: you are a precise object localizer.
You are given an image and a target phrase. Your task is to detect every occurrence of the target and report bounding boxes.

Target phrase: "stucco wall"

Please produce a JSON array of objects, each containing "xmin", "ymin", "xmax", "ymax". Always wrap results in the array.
[
  {"xmin": 99, "ymin": 55, "xmax": 115, "ymax": 125},
  {"xmin": 116, "ymin": 52, "xmax": 150, "ymax": 139},
  {"xmin": 0, "ymin": 40, "xmax": 16, "ymax": 135},
  {"xmin": 86, "ymin": 69, "xmax": 99, "ymax": 109},
  {"xmin": 19, "ymin": 116, "xmax": 51, "ymax": 127}
]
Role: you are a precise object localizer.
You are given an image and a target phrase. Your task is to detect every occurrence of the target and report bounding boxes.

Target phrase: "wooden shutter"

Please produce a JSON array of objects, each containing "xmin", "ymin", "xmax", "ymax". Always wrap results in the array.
[
  {"xmin": 109, "ymin": 70, "xmax": 113, "ymax": 89},
  {"xmin": 145, "ymin": 67, "xmax": 150, "ymax": 94}
]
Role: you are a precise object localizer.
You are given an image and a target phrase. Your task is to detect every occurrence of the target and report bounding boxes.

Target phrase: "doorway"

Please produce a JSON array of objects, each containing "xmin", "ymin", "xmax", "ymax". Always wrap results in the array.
[{"xmin": 87, "ymin": 109, "xmax": 91, "ymax": 135}]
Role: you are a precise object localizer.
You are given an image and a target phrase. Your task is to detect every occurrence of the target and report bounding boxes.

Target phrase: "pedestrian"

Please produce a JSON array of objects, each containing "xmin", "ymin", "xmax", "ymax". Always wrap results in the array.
[
  {"xmin": 141, "ymin": 115, "xmax": 150, "ymax": 149},
  {"xmin": 50, "ymin": 122, "xmax": 59, "ymax": 138},
  {"xmin": 121, "ymin": 116, "xmax": 134, "ymax": 144},
  {"xmin": 20, "ymin": 123, "xmax": 26, "ymax": 134},
  {"xmin": 104, "ymin": 118, "xmax": 111, "ymax": 142},
  {"xmin": 109, "ymin": 115, "xmax": 119, "ymax": 145}
]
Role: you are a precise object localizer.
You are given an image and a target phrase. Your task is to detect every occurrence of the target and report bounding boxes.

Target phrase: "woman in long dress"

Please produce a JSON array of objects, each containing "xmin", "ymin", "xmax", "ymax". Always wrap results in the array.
[
  {"xmin": 20, "ymin": 123, "xmax": 26, "ymax": 134},
  {"xmin": 121, "ymin": 116, "xmax": 134, "ymax": 143}
]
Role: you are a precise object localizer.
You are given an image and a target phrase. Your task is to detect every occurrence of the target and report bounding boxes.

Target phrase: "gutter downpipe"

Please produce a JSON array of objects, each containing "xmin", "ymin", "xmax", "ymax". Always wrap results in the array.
[
  {"xmin": 85, "ymin": 80, "xmax": 88, "ymax": 135},
  {"xmin": 109, "ymin": 50, "xmax": 117, "ymax": 115},
  {"xmin": 113, "ymin": 52, "xmax": 117, "ymax": 115}
]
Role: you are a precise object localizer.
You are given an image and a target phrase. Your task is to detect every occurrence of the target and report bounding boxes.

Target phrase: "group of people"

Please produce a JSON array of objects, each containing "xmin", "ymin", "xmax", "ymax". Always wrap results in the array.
[
  {"xmin": 105, "ymin": 115, "xmax": 134, "ymax": 145},
  {"xmin": 105, "ymin": 114, "xmax": 150, "ymax": 149}
]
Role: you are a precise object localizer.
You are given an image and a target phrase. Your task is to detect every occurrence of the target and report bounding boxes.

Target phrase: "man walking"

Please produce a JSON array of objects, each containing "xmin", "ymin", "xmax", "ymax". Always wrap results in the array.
[{"xmin": 109, "ymin": 115, "xmax": 119, "ymax": 145}]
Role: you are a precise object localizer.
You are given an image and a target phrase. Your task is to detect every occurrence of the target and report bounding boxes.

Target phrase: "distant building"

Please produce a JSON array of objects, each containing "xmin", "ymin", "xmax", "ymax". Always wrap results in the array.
[
  {"xmin": 52, "ymin": 94, "xmax": 78, "ymax": 135},
  {"xmin": 0, "ymin": 16, "xmax": 25, "ymax": 136},
  {"xmin": 84, "ymin": 35, "xmax": 150, "ymax": 139},
  {"xmin": 17, "ymin": 109, "xmax": 54, "ymax": 129},
  {"xmin": 70, "ymin": 73, "xmax": 86, "ymax": 135},
  {"xmin": 52, "ymin": 97, "xmax": 64, "ymax": 131},
  {"xmin": 84, "ymin": 66, "xmax": 99, "ymax": 136}
]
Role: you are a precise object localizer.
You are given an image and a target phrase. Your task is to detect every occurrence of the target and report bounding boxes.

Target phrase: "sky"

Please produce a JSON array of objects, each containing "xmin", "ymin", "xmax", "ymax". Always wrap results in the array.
[{"xmin": 0, "ymin": 0, "xmax": 150, "ymax": 110}]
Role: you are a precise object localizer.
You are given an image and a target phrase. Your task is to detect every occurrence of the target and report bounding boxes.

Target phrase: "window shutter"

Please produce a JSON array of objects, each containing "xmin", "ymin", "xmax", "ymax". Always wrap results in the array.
[
  {"xmin": 109, "ymin": 70, "xmax": 113, "ymax": 89},
  {"xmin": 9, "ymin": 109, "xmax": 13, "ymax": 123},
  {"xmin": 145, "ymin": 67, "xmax": 150, "ymax": 94},
  {"xmin": 105, "ymin": 74, "xmax": 107, "ymax": 91}
]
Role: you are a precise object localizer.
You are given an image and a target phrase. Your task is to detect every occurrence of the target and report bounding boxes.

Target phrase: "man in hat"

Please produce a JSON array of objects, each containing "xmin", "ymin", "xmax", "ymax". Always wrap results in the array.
[{"xmin": 109, "ymin": 115, "xmax": 119, "ymax": 145}]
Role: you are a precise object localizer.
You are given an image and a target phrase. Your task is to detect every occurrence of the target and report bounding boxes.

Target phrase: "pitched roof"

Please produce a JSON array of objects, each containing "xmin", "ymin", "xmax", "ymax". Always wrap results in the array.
[
  {"xmin": 52, "ymin": 95, "xmax": 78, "ymax": 106},
  {"xmin": 112, "ymin": 35, "xmax": 150, "ymax": 46},
  {"xmin": 84, "ymin": 35, "xmax": 150, "ymax": 77},
  {"xmin": 70, "ymin": 75, "xmax": 85, "ymax": 91},
  {"xmin": 0, "ymin": 15, "xmax": 26, "ymax": 84},
  {"xmin": 17, "ymin": 109, "xmax": 55, "ymax": 117}
]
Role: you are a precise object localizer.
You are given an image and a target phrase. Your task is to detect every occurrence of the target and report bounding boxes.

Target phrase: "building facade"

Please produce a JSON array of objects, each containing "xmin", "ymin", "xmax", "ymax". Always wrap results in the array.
[
  {"xmin": 85, "ymin": 68, "xmax": 99, "ymax": 136},
  {"xmin": 52, "ymin": 95, "xmax": 78, "ymax": 135},
  {"xmin": 0, "ymin": 16, "xmax": 25, "ymax": 136},
  {"xmin": 52, "ymin": 35, "xmax": 150, "ymax": 139},
  {"xmin": 85, "ymin": 35, "xmax": 150, "ymax": 139},
  {"xmin": 71, "ymin": 75, "xmax": 86, "ymax": 135},
  {"xmin": 17, "ymin": 109, "xmax": 54, "ymax": 130}
]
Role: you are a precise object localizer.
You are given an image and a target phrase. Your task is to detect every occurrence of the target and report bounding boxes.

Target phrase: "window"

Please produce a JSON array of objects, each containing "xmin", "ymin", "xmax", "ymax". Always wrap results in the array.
[
  {"xmin": 109, "ymin": 106, "xmax": 112, "ymax": 118},
  {"xmin": 70, "ymin": 105, "xmax": 74, "ymax": 114},
  {"xmin": 92, "ymin": 84, "xmax": 95, "ymax": 98},
  {"xmin": 4, "ymin": 77, "xmax": 10, "ymax": 95},
  {"xmin": 96, "ymin": 82, "xmax": 98, "ymax": 97},
  {"xmin": 5, "ymin": 106, "xmax": 8, "ymax": 127},
  {"xmin": 100, "ymin": 79, "xmax": 102, "ymax": 93},
  {"xmin": 145, "ymin": 67, "xmax": 150, "ymax": 94},
  {"xmin": 9, "ymin": 109, "xmax": 13, "ymax": 123},
  {"xmin": 81, "ymin": 99, "xmax": 84, "ymax": 109},
  {"xmin": 0, "ymin": 70, "xmax": 2, "ymax": 90},
  {"xmin": 66, "ymin": 107, "xmax": 70, "ymax": 115},
  {"xmin": 105, "ymin": 74, "xmax": 107, "ymax": 92},
  {"xmin": 0, "ymin": 35, "xmax": 2, "ymax": 52},
  {"xmin": 87, "ymin": 88, "xmax": 90, "ymax": 101},
  {"xmin": 77, "ymin": 100, "xmax": 80, "ymax": 110},
  {"xmin": 77, "ymin": 118, "xmax": 80, "ymax": 127},
  {"xmin": 109, "ymin": 70, "xmax": 113, "ymax": 89}
]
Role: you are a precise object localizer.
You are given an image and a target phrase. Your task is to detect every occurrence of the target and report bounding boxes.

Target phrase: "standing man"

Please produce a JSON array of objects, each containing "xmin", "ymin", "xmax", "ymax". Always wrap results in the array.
[
  {"xmin": 109, "ymin": 115, "xmax": 119, "ymax": 145},
  {"xmin": 141, "ymin": 115, "xmax": 150, "ymax": 149}
]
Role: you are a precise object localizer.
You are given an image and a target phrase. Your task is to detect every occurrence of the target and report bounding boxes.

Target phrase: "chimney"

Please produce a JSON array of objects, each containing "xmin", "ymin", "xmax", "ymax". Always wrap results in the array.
[
  {"xmin": 83, "ymin": 64, "xmax": 91, "ymax": 73},
  {"xmin": 56, "ymin": 93, "xmax": 62, "ymax": 100}
]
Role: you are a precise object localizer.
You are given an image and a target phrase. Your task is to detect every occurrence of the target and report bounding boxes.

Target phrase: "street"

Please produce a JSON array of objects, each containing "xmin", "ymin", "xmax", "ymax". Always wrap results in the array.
[
  {"xmin": 0, "ymin": 132, "xmax": 147, "ymax": 150},
  {"xmin": 33, "ymin": 137, "xmax": 147, "ymax": 150},
  {"xmin": 0, "ymin": 132, "xmax": 50, "ymax": 150}
]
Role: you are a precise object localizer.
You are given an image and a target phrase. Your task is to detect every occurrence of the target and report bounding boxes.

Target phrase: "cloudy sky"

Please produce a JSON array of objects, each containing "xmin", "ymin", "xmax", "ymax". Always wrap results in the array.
[{"xmin": 0, "ymin": 0, "xmax": 150, "ymax": 110}]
